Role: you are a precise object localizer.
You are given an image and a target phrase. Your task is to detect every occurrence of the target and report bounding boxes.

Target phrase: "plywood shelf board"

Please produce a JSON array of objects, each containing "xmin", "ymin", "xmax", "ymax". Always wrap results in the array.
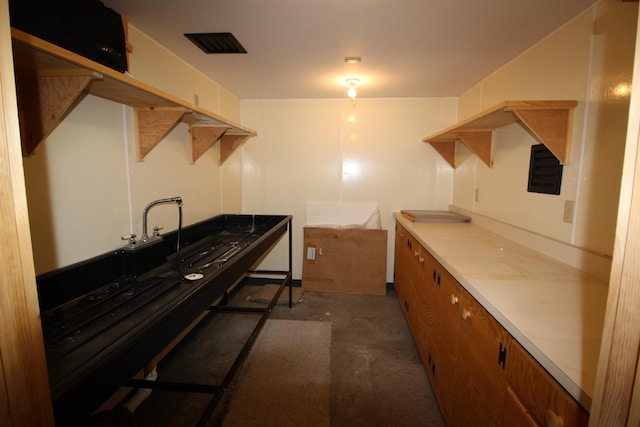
[
  {"xmin": 12, "ymin": 29, "xmax": 185, "ymax": 109},
  {"xmin": 423, "ymin": 100, "xmax": 577, "ymax": 168},
  {"xmin": 11, "ymin": 27, "xmax": 257, "ymax": 163},
  {"xmin": 185, "ymin": 110, "xmax": 256, "ymax": 136}
]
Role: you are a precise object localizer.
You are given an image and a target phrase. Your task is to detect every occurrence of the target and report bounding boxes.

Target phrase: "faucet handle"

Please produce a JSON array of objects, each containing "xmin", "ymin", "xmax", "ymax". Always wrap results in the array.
[
  {"xmin": 152, "ymin": 226, "xmax": 163, "ymax": 238},
  {"xmin": 121, "ymin": 234, "xmax": 137, "ymax": 245}
]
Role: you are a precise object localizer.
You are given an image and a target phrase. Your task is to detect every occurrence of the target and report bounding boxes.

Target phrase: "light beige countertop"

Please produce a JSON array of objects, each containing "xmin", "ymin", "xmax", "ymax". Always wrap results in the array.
[{"xmin": 394, "ymin": 212, "xmax": 608, "ymax": 411}]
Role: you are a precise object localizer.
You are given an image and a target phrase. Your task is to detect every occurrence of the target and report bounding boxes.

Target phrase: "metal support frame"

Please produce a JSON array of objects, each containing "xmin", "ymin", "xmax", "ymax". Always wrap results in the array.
[{"xmin": 124, "ymin": 217, "xmax": 293, "ymax": 426}]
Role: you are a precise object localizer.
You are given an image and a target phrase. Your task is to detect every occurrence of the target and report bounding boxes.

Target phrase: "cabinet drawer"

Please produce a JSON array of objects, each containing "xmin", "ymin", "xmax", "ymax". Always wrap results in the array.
[
  {"xmin": 507, "ymin": 340, "xmax": 588, "ymax": 427},
  {"xmin": 503, "ymin": 386, "xmax": 539, "ymax": 427}
]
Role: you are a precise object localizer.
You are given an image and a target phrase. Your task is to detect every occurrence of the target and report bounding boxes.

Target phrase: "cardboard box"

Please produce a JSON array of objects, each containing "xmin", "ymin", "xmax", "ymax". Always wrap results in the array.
[{"xmin": 302, "ymin": 226, "xmax": 387, "ymax": 296}]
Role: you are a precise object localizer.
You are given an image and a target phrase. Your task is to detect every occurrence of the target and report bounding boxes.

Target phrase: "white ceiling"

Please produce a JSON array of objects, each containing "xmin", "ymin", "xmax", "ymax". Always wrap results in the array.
[{"xmin": 103, "ymin": 0, "xmax": 599, "ymax": 100}]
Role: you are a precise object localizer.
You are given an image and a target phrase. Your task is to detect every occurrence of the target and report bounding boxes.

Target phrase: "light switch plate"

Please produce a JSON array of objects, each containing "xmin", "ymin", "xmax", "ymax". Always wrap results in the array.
[{"xmin": 563, "ymin": 200, "xmax": 575, "ymax": 224}]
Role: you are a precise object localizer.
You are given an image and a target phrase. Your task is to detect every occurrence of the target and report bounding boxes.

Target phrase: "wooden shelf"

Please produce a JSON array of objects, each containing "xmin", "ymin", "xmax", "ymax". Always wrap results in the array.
[
  {"xmin": 422, "ymin": 100, "xmax": 577, "ymax": 168},
  {"xmin": 10, "ymin": 27, "xmax": 256, "ymax": 165}
]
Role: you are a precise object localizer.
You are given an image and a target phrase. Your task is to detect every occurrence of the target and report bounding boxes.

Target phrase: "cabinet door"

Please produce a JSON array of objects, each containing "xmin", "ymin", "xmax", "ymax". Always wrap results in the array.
[
  {"xmin": 394, "ymin": 224, "xmax": 422, "ymax": 339},
  {"xmin": 507, "ymin": 340, "xmax": 589, "ymax": 427},
  {"xmin": 393, "ymin": 224, "xmax": 437, "ymax": 385},
  {"xmin": 427, "ymin": 262, "xmax": 461, "ymax": 425},
  {"xmin": 405, "ymin": 234, "xmax": 427, "ymax": 349},
  {"xmin": 453, "ymin": 289, "xmax": 509, "ymax": 426},
  {"xmin": 412, "ymin": 247, "xmax": 437, "ymax": 370},
  {"xmin": 393, "ymin": 223, "xmax": 413, "ymax": 314}
]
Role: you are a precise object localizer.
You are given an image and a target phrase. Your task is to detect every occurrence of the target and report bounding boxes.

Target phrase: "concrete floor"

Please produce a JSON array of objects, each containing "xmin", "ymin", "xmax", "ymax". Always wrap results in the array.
[{"xmin": 129, "ymin": 283, "xmax": 446, "ymax": 426}]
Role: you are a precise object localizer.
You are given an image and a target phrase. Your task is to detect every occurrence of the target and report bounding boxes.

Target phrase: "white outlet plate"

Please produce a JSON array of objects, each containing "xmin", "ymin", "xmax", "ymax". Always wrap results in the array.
[
  {"xmin": 306, "ymin": 247, "xmax": 316, "ymax": 260},
  {"xmin": 563, "ymin": 200, "xmax": 575, "ymax": 224}
]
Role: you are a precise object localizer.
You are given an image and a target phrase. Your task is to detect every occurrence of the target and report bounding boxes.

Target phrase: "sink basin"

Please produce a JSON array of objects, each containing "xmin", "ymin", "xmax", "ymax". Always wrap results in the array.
[{"xmin": 37, "ymin": 214, "xmax": 292, "ymax": 425}]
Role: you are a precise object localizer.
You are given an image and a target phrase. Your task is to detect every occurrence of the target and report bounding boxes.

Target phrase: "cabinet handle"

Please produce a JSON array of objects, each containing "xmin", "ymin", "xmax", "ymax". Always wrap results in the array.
[
  {"xmin": 415, "ymin": 250, "xmax": 420, "ymax": 257},
  {"xmin": 544, "ymin": 409, "xmax": 564, "ymax": 427},
  {"xmin": 450, "ymin": 294, "xmax": 458, "ymax": 305},
  {"xmin": 420, "ymin": 257, "xmax": 424, "ymax": 264},
  {"xmin": 432, "ymin": 269, "xmax": 441, "ymax": 285},
  {"xmin": 461, "ymin": 308, "xmax": 471, "ymax": 320}
]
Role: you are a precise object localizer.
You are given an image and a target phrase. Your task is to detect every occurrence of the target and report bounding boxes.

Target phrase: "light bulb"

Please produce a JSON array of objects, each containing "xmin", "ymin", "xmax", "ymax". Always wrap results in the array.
[
  {"xmin": 348, "ymin": 84, "xmax": 357, "ymax": 100},
  {"xmin": 346, "ymin": 78, "xmax": 359, "ymax": 101}
]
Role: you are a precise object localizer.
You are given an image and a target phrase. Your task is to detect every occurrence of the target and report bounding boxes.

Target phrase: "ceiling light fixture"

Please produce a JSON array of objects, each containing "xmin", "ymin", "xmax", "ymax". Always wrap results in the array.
[
  {"xmin": 344, "ymin": 56, "xmax": 361, "ymax": 64},
  {"xmin": 346, "ymin": 78, "xmax": 360, "ymax": 101}
]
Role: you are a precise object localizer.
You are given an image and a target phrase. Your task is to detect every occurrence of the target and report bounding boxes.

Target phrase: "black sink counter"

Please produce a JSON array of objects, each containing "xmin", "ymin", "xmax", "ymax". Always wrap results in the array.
[{"xmin": 36, "ymin": 214, "xmax": 292, "ymax": 425}]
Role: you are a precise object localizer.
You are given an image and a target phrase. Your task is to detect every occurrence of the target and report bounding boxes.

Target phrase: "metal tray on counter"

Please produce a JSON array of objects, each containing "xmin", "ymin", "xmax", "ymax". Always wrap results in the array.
[{"xmin": 401, "ymin": 210, "xmax": 471, "ymax": 223}]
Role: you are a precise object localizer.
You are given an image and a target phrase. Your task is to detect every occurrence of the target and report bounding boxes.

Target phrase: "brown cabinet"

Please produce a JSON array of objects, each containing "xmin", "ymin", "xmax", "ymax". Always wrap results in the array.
[
  {"xmin": 453, "ymin": 288, "xmax": 509, "ymax": 426},
  {"xmin": 394, "ymin": 223, "xmax": 430, "ymax": 360},
  {"xmin": 412, "ymin": 247, "xmax": 434, "ymax": 366},
  {"xmin": 507, "ymin": 340, "xmax": 589, "ymax": 427},
  {"xmin": 503, "ymin": 386, "xmax": 539, "ymax": 427},
  {"xmin": 393, "ymin": 219, "xmax": 589, "ymax": 427},
  {"xmin": 394, "ymin": 223, "xmax": 415, "ymax": 322},
  {"xmin": 423, "ymin": 251, "xmax": 460, "ymax": 424}
]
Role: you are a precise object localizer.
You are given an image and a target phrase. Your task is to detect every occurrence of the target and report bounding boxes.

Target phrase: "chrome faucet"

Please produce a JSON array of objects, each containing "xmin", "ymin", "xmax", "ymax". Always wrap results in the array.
[{"xmin": 141, "ymin": 197, "xmax": 183, "ymax": 242}]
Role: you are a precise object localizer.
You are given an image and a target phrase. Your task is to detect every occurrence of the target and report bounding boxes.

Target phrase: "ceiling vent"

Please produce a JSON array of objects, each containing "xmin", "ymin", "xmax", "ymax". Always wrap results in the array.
[{"xmin": 184, "ymin": 32, "xmax": 247, "ymax": 54}]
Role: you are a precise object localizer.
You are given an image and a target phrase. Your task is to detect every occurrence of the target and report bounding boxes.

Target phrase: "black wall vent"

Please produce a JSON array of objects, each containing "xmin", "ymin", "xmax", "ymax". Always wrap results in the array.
[
  {"xmin": 527, "ymin": 144, "xmax": 563, "ymax": 195},
  {"xmin": 184, "ymin": 32, "xmax": 247, "ymax": 54}
]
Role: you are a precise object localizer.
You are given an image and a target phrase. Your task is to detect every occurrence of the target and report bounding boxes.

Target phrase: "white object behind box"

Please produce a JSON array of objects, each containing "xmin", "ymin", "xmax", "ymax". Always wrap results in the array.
[{"xmin": 305, "ymin": 202, "xmax": 381, "ymax": 229}]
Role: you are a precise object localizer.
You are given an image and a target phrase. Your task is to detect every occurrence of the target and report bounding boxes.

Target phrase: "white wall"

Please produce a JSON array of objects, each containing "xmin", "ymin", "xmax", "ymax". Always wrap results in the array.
[
  {"xmin": 241, "ymin": 98, "xmax": 458, "ymax": 281},
  {"xmin": 453, "ymin": 1, "xmax": 637, "ymax": 257},
  {"xmin": 23, "ymin": 1, "xmax": 635, "ymax": 279},
  {"xmin": 23, "ymin": 96, "xmax": 130, "ymax": 273},
  {"xmin": 23, "ymin": 25, "xmax": 243, "ymax": 274}
]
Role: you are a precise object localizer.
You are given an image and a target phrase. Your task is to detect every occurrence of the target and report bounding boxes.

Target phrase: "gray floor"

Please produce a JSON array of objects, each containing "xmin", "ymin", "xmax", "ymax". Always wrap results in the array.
[{"xmin": 130, "ymin": 284, "xmax": 446, "ymax": 426}]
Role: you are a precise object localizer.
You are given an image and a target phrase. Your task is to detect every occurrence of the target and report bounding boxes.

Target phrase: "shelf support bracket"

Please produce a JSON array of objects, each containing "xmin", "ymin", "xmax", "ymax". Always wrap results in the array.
[
  {"xmin": 510, "ymin": 107, "xmax": 574, "ymax": 165},
  {"xmin": 135, "ymin": 107, "xmax": 186, "ymax": 161},
  {"xmin": 219, "ymin": 134, "xmax": 251, "ymax": 165},
  {"xmin": 189, "ymin": 125, "xmax": 229, "ymax": 164},
  {"xmin": 427, "ymin": 141, "xmax": 457, "ymax": 168},
  {"xmin": 16, "ymin": 70, "xmax": 102, "ymax": 155},
  {"xmin": 454, "ymin": 130, "xmax": 494, "ymax": 168}
]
